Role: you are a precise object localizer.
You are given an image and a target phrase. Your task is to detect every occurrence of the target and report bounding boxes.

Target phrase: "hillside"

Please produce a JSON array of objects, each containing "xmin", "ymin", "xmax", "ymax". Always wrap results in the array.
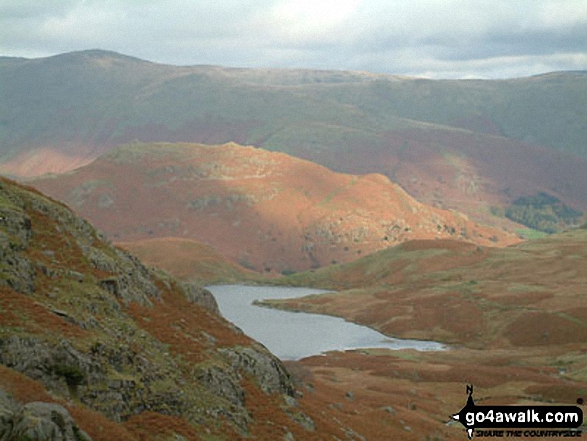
[
  {"xmin": 254, "ymin": 229, "xmax": 587, "ymax": 440},
  {"xmin": 30, "ymin": 142, "xmax": 520, "ymax": 273},
  {"xmin": 116, "ymin": 237, "xmax": 261, "ymax": 285},
  {"xmin": 2, "ymin": 50, "xmax": 587, "ymax": 226},
  {"xmin": 266, "ymin": 228, "xmax": 587, "ymax": 349},
  {"xmin": 0, "ymin": 176, "xmax": 336, "ymax": 440}
]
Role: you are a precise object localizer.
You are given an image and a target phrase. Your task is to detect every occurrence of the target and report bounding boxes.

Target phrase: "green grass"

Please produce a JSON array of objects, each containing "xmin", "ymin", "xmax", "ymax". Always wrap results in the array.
[{"xmin": 516, "ymin": 228, "xmax": 550, "ymax": 240}]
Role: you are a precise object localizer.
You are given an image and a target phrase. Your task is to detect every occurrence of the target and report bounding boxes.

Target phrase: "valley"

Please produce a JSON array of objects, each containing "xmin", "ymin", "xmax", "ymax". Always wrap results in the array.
[
  {"xmin": 260, "ymin": 226, "xmax": 587, "ymax": 439},
  {"xmin": 1, "ymin": 50, "xmax": 586, "ymax": 440}
]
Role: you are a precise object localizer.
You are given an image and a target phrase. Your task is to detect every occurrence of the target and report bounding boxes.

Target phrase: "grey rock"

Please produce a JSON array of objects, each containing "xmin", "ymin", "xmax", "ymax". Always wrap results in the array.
[
  {"xmin": 0, "ymin": 391, "xmax": 18, "ymax": 440},
  {"xmin": 0, "ymin": 252, "xmax": 35, "ymax": 294},
  {"xmin": 10, "ymin": 402, "xmax": 92, "ymax": 441},
  {"xmin": 288, "ymin": 410, "xmax": 316, "ymax": 432},
  {"xmin": 180, "ymin": 282, "xmax": 219, "ymax": 314},
  {"xmin": 195, "ymin": 365, "xmax": 244, "ymax": 407},
  {"xmin": 220, "ymin": 346, "xmax": 295, "ymax": 396},
  {"xmin": 0, "ymin": 336, "xmax": 101, "ymax": 397}
]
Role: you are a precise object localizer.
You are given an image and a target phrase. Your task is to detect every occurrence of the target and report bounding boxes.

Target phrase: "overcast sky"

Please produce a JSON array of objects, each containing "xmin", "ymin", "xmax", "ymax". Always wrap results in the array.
[{"xmin": 1, "ymin": 0, "xmax": 586, "ymax": 78}]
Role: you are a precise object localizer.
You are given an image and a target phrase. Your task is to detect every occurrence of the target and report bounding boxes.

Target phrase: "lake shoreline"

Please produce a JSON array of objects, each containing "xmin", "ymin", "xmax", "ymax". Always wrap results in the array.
[{"xmin": 207, "ymin": 285, "xmax": 447, "ymax": 360}]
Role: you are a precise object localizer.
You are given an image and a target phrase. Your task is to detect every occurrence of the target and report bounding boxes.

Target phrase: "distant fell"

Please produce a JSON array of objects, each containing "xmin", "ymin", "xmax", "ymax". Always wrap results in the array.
[
  {"xmin": 30, "ymin": 142, "xmax": 520, "ymax": 273},
  {"xmin": 2, "ymin": 50, "xmax": 587, "ymax": 225}
]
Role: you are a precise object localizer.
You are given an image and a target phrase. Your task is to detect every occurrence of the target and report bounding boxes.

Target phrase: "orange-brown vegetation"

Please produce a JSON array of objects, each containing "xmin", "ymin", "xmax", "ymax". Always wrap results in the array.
[
  {"xmin": 117, "ymin": 237, "xmax": 259, "ymax": 284},
  {"xmin": 291, "ymin": 343, "xmax": 587, "ymax": 441},
  {"xmin": 0, "ymin": 286, "xmax": 87, "ymax": 338},
  {"xmin": 127, "ymin": 282, "xmax": 253, "ymax": 365},
  {"xmin": 67, "ymin": 407, "xmax": 138, "ymax": 441},
  {"xmin": 31, "ymin": 142, "xmax": 520, "ymax": 274},
  {"xmin": 125, "ymin": 412, "xmax": 203, "ymax": 441},
  {"xmin": 259, "ymin": 229, "xmax": 587, "ymax": 438}
]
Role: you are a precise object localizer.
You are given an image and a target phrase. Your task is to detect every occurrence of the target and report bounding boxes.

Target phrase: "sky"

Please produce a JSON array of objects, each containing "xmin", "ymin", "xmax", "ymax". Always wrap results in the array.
[{"xmin": 1, "ymin": 0, "xmax": 586, "ymax": 79}]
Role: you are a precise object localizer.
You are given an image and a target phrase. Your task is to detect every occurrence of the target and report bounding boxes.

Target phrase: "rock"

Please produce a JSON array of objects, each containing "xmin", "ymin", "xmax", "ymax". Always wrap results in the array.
[
  {"xmin": 220, "ymin": 346, "xmax": 295, "ymax": 397},
  {"xmin": 284, "ymin": 395, "xmax": 298, "ymax": 408},
  {"xmin": 195, "ymin": 365, "xmax": 245, "ymax": 407},
  {"xmin": 68, "ymin": 270, "xmax": 84, "ymax": 283},
  {"xmin": 98, "ymin": 277, "xmax": 119, "ymax": 297},
  {"xmin": 287, "ymin": 410, "xmax": 316, "ymax": 431},
  {"xmin": 180, "ymin": 282, "xmax": 219, "ymax": 314},
  {"xmin": 381, "ymin": 406, "xmax": 396, "ymax": 415},
  {"xmin": 0, "ymin": 253, "xmax": 35, "ymax": 294},
  {"xmin": 0, "ymin": 391, "xmax": 18, "ymax": 439},
  {"xmin": 0, "ymin": 336, "xmax": 101, "ymax": 397},
  {"xmin": 10, "ymin": 402, "xmax": 92, "ymax": 441}
]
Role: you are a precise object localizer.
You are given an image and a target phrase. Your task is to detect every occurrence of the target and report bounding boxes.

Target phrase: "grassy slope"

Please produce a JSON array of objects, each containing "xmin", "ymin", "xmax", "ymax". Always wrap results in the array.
[
  {"xmin": 116, "ymin": 237, "xmax": 262, "ymax": 285},
  {"xmin": 2, "ymin": 51, "xmax": 586, "ymax": 159},
  {"xmin": 263, "ymin": 231, "xmax": 587, "ymax": 439},
  {"xmin": 30, "ymin": 142, "xmax": 520, "ymax": 274}
]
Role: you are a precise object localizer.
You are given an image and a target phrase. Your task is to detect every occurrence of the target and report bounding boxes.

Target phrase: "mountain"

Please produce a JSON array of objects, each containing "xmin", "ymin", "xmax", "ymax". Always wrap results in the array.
[
  {"xmin": 0, "ymin": 176, "xmax": 334, "ymax": 440},
  {"xmin": 1, "ymin": 50, "xmax": 587, "ymax": 225},
  {"xmin": 29, "ymin": 142, "xmax": 520, "ymax": 273}
]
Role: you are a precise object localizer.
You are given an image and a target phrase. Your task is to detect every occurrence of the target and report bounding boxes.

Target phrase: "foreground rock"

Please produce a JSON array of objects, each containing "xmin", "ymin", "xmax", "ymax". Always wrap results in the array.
[{"xmin": 0, "ymin": 177, "xmax": 317, "ymax": 440}]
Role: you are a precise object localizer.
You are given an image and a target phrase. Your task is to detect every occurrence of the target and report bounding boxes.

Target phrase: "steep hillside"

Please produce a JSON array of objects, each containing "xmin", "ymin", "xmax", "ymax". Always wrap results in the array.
[
  {"xmin": 0, "ymin": 177, "xmax": 336, "ymax": 440},
  {"xmin": 30, "ymin": 142, "xmax": 519, "ymax": 273},
  {"xmin": 2, "ymin": 50, "xmax": 587, "ymax": 225}
]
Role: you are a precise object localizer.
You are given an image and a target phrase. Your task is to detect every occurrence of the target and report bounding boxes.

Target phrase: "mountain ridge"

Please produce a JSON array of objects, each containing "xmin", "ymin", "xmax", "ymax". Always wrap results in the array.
[{"xmin": 2, "ymin": 49, "xmax": 586, "ymax": 228}]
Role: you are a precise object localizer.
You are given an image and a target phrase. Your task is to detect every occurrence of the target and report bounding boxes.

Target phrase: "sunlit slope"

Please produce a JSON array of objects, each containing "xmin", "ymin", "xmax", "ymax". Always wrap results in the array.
[
  {"xmin": 269, "ymin": 228, "xmax": 587, "ymax": 348},
  {"xmin": 30, "ymin": 142, "xmax": 519, "ymax": 273},
  {"xmin": 2, "ymin": 50, "xmax": 587, "ymax": 225},
  {"xmin": 116, "ymin": 237, "xmax": 261, "ymax": 284}
]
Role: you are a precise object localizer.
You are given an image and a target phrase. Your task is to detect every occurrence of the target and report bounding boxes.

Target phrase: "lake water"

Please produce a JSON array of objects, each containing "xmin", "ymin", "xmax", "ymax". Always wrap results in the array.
[{"xmin": 207, "ymin": 285, "xmax": 446, "ymax": 360}]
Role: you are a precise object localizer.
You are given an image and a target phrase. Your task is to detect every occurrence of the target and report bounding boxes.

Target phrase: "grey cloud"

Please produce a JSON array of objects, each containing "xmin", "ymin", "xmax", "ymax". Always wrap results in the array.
[{"xmin": 0, "ymin": 0, "xmax": 585, "ymax": 78}]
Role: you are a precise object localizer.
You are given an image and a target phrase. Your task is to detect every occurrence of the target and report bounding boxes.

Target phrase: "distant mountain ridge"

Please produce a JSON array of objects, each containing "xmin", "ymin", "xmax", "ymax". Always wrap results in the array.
[{"xmin": 2, "ymin": 49, "xmax": 587, "ymax": 224}]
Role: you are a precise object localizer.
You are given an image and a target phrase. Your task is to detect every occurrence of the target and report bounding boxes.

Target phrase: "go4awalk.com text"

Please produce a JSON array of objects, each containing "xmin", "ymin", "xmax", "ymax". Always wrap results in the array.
[{"xmin": 452, "ymin": 385, "xmax": 583, "ymax": 439}]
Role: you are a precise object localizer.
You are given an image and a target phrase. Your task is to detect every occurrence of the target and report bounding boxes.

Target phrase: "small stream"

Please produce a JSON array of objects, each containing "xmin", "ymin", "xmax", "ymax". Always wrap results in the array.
[{"xmin": 207, "ymin": 285, "xmax": 446, "ymax": 360}]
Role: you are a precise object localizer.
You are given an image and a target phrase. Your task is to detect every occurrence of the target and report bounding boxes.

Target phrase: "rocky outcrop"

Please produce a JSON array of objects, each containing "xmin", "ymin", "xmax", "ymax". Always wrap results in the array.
[
  {"xmin": 179, "ymin": 282, "xmax": 219, "ymax": 314},
  {"xmin": 0, "ymin": 392, "xmax": 91, "ymax": 441},
  {"xmin": 221, "ymin": 346, "xmax": 295, "ymax": 396},
  {"xmin": 0, "ymin": 177, "xmax": 305, "ymax": 439}
]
